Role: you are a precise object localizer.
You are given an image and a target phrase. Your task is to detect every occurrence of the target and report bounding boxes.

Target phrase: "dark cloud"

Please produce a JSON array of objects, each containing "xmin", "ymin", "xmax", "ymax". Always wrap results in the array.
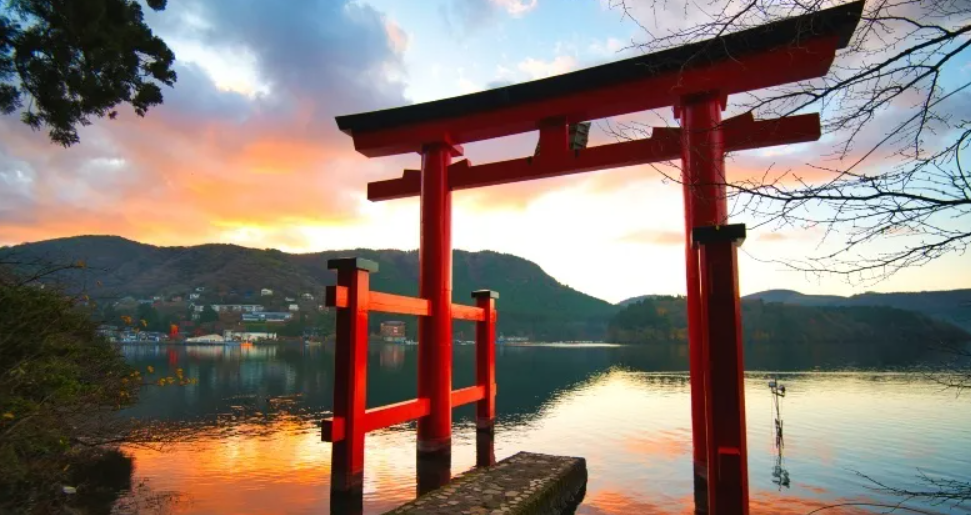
[
  {"xmin": 187, "ymin": 0, "xmax": 406, "ymax": 114},
  {"xmin": 440, "ymin": 0, "xmax": 501, "ymax": 39},
  {"xmin": 0, "ymin": 0, "xmax": 411, "ymax": 247}
]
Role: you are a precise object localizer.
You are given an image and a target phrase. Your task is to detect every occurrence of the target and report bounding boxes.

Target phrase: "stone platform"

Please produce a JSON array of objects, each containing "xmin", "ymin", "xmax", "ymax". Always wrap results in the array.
[{"xmin": 385, "ymin": 452, "xmax": 587, "ymax": 515}]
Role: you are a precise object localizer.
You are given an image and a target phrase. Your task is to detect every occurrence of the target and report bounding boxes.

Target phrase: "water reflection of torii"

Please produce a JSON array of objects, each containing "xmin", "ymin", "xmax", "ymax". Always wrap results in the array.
[{"xmin": 769, "ymin": 379, "xmax": 790, "ymax": 490}]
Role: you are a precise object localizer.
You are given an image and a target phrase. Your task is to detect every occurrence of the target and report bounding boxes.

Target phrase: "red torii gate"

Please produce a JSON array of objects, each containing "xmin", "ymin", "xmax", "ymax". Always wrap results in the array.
[{"xmin": 329, "ymin": 3, "xmax": 862, "ymax": 513}]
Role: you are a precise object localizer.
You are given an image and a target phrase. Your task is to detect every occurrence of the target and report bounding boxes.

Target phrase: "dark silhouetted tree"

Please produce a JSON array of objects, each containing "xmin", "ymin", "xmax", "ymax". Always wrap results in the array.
[
  {"xmin": 606, "ymin": 0, "xmax": 970, "ymax": 284},
  {"xmin": 199, "ymin": 305, "xmax": 218, "ymax": 324},
  {"xmin": 0, "ymin": 0, "xmax": 177, "ymax": 146},
  {"xmin": 135, "ymin": 302, "xmax": 159, "ymax": 330}
]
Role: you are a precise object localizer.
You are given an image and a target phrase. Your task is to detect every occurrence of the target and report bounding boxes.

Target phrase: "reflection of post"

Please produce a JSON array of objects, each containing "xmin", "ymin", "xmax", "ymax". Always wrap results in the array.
[
  {"xmin": 473, "ymin": 290, "xmax": 499, "ymax": 467},
  {"xmin": 769, "ymin": 379, "xmax": 789, "ymax": 490},
  {"xmin": 416, "ymin": 453, "xmax": 451, "ymax": 496},
  {"xmin": 328, "ymin": 258, "xmax": 377, "ymax": 505},
  {"xmin": 330, "ymin": 492, "xmax": 363, "ymax": 515},
  {"xmin": 476, "ymin": 430, "xmax": 496, "ymax": 469},
  {"xmin": 694, "ymin": 224, "xmax": 749, "ymax": 515}
]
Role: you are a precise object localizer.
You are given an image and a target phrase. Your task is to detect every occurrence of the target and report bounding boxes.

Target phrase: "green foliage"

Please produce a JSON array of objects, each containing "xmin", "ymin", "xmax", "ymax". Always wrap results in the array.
[
  {"xmin": 608, "ymin": 297, "xmax": 971, "ymax": 351},
  {"xmin": 0, "ymin": 273, "xmax": 137, "ymax": 510},
  {"xmin": 744, "ymin": 289, "xmax": 971, "ymax": 333},
  {"xmin": 607, "ymin": 296, "xmax": 686, "ymax": 343},
  {"xmin": 199, "ymin": 305, "xmax": 218, "ymax": 324},
  {"xmin": 0, "ymin": 0, "xmax": 176, "ymax": 146},
  {"xmin": 135, "ymin": 303, "xmax": 159, "ymax": 330},
  {"xmin": 278, "ymin": 315, "xmax": 306, "ymax": 337},
  {"xmin": 314, "ymin": 311, "xmax": 336, "ymax": 339}
]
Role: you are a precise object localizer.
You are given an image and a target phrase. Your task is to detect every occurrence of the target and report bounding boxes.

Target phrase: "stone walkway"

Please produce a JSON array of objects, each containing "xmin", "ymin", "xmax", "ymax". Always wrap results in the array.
[{"xmin": 385, "ymin": 451, "xmax": 587, "ymax": 515}]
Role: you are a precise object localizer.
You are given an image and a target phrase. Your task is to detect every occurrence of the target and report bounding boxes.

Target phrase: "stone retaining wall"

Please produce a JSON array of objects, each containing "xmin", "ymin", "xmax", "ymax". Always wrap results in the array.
[{"xmin": 385, "ymin": 451, "xmax": 587, "ymax": 515}]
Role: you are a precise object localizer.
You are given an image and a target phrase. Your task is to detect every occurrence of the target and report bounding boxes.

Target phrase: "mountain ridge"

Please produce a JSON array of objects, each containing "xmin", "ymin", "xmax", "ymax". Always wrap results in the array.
[
  {"xmin": 619, "ymin": 288, "xmax": 971, "ymax": 331},
  {"xmin": 2, "ymin": 235, "xmax": 617, "ymax": 340}
]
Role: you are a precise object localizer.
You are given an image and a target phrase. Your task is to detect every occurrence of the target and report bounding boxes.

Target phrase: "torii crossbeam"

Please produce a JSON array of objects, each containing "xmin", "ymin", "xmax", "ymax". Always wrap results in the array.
[
  {"xmin": 331, "ymin": 3, "xmax": 863, "ymax": 514},
  {"xmin": 367, "ymin": 111, "xmax": 821, "ymax": 201}
]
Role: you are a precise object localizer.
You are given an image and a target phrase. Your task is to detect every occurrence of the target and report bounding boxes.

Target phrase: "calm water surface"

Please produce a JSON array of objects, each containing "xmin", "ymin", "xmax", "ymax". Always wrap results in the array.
[{"xmin": 113, "ymin": 343, "xmax": 971, "ymax": 514}]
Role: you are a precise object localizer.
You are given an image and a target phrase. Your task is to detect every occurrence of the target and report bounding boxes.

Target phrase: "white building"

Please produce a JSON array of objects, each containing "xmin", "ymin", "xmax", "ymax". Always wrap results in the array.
[
  {"xmin": 288, "ymin": 304, "xmax": 299, "ymax": 312},
  {"xmin": 211, "ymin": 304, "xmax": 265, "ymax": 313},
  {"xmin": 242, "ymin": 312, "xmax": 293, "ymax": 323},
  {"xmin": 186, "ymin": 334, "xmax": 224, "ymax": 343},
  {"xmin": 224, "ymin": 330, "xmax": 277, "ymax": 341}
]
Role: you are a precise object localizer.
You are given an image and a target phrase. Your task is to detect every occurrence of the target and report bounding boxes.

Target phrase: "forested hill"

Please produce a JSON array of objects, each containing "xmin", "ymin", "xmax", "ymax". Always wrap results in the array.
[
  {"xmin": 619, "ymin": 288, "xmax": 971, "ymax": 332},
  {"xmin": 2, "ymin": 235, "xmax": 617, "ymax": 340},
  {"xmin": 743, "ymin": 289, "xmax": 971, "ymax": 332},
  {"xmin": 609, "ymin": 296, "xmax": 971, "ymax": 350}
]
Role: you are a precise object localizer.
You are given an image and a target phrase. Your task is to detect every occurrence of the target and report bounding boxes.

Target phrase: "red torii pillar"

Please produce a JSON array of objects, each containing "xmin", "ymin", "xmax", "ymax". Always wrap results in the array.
[
  {"xmin": 417, "ymin": 141, "xmax": 463, "ymax": 473},
  {"xmin": 678, "ymin": 92, "xmax": 730, "ymax": 512},
  {"xmin": 695, "ymin": 221, "xmax": 750, "ymax": 515}
]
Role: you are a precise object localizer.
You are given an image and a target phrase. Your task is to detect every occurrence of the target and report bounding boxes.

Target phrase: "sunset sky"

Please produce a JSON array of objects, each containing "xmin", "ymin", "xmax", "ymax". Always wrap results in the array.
[{"xmin": 0, "ymin": 0, "xmax": 968, "ymax": 303}]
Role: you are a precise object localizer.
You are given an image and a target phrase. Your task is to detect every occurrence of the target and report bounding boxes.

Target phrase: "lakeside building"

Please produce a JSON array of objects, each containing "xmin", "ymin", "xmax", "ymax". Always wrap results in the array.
[
  {"xmin": 211, "ymin": 304, "xmax": 265, "ymax": 313},
  {"xmin": 224, "ymin": 330, "xmax": 277, "ymax": 341},
  {"xmin": 380, "ymin": 321, "xmax": 406, "ymax": 343},
  {"xmin": 241, "ymin": 312, "xmax": 293, "ymax": 323},
  {"xmin": 186, "ymin": 334, "xmax": 224, "ymax": 343}
]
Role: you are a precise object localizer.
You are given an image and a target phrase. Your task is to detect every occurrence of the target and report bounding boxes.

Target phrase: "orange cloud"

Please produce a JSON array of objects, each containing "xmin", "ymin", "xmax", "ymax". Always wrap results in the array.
[
  {"xmin": 757, "ymin": 232, "xmax": 789, "ymax": 242},
  {"xmin": 384, "ymin": 19, "xmax": 409, "ymax": 54},
  {"xmin": 620, "ymin": 229, "xmax": 684, "ymax": 246},
  {"xmin": 578, "ymin": 163, "xmax": 673, "ymax": 195},
  {"xmin": 0, "ymin": 82, "xmax": 384, "ymax": 248},
  {"xmin": 0, "ymin": 1, "xmax": 413, "ymax": 250},
  {"xmin": 456, "ymin": 173, "xmax": 581, "ymax": 211}
]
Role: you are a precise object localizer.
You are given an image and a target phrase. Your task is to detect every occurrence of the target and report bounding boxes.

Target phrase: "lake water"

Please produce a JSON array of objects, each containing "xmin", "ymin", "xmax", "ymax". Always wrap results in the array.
[{"xmin": 113, "ymin": 342, "xmax": 971, "ymax": 514}]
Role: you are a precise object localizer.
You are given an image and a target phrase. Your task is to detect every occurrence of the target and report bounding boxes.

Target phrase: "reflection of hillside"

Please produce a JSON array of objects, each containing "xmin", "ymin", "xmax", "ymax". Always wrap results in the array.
[
  {"xmin": 120, "ymin": 344, "xmax": 279, "ymax": 361},
  {"xmin": 119, "ymin": 342, "xmax": 964, "ymax": 426},
  {"xmin": 117, "ymin": 345, "xmax": 971, "ymax": 515}
]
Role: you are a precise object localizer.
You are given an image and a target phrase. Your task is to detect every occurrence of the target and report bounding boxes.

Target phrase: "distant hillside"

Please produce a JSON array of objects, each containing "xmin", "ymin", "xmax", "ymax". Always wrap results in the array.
[
  {"xmin": 617, "ymin": 294, "xmax": 679, "ymax": 307},
  {"xmin": 1, "ymin": 235, "xmax": 618, "ymax": 341},
  {"xmin": 618, "ymin": 288, "xmax": 971, "ymax": 332},
  {"xmin": 609, "ymin": 296, "xmax": 970, "ymax": 362},
  {"xmin": 743, "ymin": 289, "xmax": 971, "ymax": 331}
]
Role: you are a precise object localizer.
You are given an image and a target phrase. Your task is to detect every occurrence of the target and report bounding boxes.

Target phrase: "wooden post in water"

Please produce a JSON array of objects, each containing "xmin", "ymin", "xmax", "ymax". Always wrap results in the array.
[
  {"xmin": 327, "ymin": 258, "xmax": 377, "ymax": 501},
  {"xmin": 473, "ymin": 289, "xmax": 499, "ymax": 467}
]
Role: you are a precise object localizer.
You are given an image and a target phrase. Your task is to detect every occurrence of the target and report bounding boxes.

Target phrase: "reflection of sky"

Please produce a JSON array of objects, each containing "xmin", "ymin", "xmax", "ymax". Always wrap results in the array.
[{"xmin": 118, "ymin": 344, "xmax": 971, "ymax": 514}]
